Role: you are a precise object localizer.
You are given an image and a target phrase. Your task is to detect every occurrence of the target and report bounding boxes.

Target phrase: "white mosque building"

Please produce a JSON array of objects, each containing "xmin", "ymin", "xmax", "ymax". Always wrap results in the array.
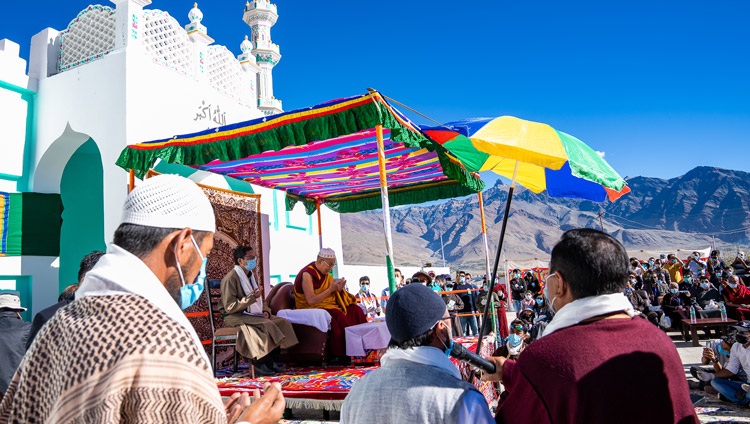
[{"xmin": 0, "ymin": 0, "xmax": 345, "ymax": 317}]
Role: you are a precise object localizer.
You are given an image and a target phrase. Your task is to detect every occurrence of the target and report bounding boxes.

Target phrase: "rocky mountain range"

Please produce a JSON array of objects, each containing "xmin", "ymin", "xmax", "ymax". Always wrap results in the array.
[{"xmin": 340, "ymin": 166, "xmax": 750, "ymax": 274}]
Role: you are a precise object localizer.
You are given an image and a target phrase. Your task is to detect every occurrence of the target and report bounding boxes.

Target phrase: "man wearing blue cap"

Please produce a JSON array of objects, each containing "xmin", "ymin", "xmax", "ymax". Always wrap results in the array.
[{"xmin": 341, "ymin": 283, "xmax": 493, "ymax": 423}]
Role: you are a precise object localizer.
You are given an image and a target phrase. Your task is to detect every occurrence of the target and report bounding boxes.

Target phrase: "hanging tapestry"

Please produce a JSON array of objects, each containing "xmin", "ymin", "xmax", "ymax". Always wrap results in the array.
[{"xmin": 0, "ymin": 191, "xmax": 62, "ymax": 257}]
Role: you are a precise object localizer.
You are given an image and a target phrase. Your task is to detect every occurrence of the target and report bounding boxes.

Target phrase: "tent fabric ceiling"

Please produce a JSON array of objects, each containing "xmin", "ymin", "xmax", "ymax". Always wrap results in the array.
[{"xmin": 116, "ymin": 92, "xmax": 484, "ymax": 214}]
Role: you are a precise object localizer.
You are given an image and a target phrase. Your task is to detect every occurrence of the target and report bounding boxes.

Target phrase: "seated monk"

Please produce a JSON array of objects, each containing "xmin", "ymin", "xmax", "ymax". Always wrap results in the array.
[
  {"xmin": 221, "ymin": 245, "xmax": 298, "ymax": 375},
  {"xmin": 294, "ymin": 248, "xmax": 366, "ymax": 360}
]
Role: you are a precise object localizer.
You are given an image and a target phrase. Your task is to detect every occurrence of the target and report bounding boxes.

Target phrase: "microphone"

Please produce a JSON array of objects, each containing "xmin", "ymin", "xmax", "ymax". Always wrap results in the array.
[{"xmin": 450, "ymin": 342, "xmax": 496, "ymax": 374}]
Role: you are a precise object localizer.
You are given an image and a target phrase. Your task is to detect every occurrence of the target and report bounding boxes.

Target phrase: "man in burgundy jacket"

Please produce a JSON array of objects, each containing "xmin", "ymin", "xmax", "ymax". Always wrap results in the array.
[{"xmin": 483, "ymin": 229, "xmax": 698, "ymax": 424}]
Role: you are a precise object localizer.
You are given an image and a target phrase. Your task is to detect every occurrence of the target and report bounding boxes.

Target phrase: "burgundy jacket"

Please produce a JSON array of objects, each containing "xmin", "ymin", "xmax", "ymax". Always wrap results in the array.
[{"xmin": 496, "ymin": 316, "xmax": 698, "ymax": 424}]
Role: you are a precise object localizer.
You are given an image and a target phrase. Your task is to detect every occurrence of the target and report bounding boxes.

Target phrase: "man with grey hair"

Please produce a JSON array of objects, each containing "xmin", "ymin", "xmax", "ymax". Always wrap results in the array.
[{"xmin": 0, "ymin": 175, "xmax": 284, "ymax": 423}]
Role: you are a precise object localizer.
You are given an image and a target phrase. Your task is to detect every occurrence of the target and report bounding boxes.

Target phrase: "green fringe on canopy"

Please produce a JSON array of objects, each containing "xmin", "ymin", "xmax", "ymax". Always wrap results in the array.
[
  {"xmin": 285, "ymin": 180, "xmax": 482, "ymax": 215},
  {"xmin": 116, "ymin": 96, "xmax": 425, "ymax": 179}
]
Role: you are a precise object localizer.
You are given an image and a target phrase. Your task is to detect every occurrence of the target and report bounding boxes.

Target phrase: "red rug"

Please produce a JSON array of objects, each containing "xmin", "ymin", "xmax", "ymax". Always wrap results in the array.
[{"xmin": 216, "ymin": 336, "xmax": 499, "ymax": 408}]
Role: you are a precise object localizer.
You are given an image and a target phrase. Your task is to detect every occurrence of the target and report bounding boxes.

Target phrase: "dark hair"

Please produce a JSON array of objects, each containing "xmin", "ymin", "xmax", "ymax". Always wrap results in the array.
[
  {"xmin": 549, "ymin": 228, "xmax": 629, "ymax": 298},
  {"xmin": 58, "ymin": 284, "xmax": 80, "ymax": 302},
  {"xmin": 389, "ymin": 327, "xmax": 435, "ymax": 349},
  {"xmin": 233, "ymin": 246, "xmax": 254, "ymax": 265},
  {"xmin": 359, "ymin": 276, "xmax": 370, "ymax": 283},
  {"xmin": 394, "ymin": 268, "xmax": 402, "ymax": 275},
  {"xmin": 77, "ymin": 250, "xmax": 105, "ymax": 283},
  {"xmin": 113, "ymin": 223, "xmax": 209, "ymax": 259}
]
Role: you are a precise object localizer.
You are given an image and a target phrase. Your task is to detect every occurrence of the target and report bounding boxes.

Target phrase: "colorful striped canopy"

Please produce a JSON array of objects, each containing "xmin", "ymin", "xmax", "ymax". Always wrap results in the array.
[
  {"xmin": 116, "ymin": 92, "xmax": 484, "ymax": 214},
  {"xmin": 422, "ymin": 117, "xmax": 630, "ymax": 202}
]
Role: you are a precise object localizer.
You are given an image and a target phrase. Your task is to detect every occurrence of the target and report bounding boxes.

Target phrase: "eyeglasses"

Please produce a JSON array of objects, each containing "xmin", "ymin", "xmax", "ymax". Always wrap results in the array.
[
  {"xmin": 511, "ymin": 324, "xmax": 524, "ymax": 331},
  {"xmin": 361, "ymin": 282, "xmax": 370, "ymax": 285},
  {"xmin": 413, "ymin": 279, "xmax": 427, "ymax": 284}
]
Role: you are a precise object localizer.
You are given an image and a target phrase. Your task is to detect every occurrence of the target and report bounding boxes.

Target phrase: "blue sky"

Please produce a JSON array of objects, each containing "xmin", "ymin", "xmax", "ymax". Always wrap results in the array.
[{"xmin": 4, "ymin": 0, "xmax": 749, "ymax": 180}]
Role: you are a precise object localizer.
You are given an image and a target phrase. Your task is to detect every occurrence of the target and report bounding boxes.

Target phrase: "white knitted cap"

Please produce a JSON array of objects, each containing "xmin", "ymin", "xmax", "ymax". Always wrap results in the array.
[
  {"xmin": 318, "ymin": 248, "xmax": 336, "ymax": 260},
  {"xmin": 122, "ymin": 174, "xmax": 216, "ymax": 232}
]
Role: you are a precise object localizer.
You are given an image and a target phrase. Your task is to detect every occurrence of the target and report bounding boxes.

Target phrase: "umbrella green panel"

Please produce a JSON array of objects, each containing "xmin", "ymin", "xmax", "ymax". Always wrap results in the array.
[{"xmin": 59, "ymin": 139, "xmax": 106, "ymax": 291}]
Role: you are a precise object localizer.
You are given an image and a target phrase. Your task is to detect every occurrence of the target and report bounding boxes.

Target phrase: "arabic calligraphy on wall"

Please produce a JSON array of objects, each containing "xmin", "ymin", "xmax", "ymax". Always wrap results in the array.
[{"xmin": 193, "ymin": 100, "xmax": 227, "ymax": 126}]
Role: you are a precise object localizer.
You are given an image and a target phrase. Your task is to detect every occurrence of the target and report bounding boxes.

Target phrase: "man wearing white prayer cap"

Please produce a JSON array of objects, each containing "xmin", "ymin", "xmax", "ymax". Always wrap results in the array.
[
  {"xmin": 0, "ymin": 174, "xmax": 284, "ymax": 424},
  {"xmin": 293, "ymin": 247, "xmax": 367, "ymax": 363}
]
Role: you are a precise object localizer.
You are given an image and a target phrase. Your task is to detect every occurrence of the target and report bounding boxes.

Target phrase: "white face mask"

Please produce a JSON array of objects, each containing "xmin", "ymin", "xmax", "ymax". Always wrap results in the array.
[{"xmin": 525, "ymin": 294, "xmax": 532, "ymax": 300}]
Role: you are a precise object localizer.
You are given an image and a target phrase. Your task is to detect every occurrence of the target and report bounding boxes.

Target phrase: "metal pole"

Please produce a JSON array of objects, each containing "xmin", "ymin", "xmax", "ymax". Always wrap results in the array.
[
  {"xmin": 376, "ymin": 124, "xmax": 397, "ymax": 294},
  {"xmin": 478, "ymin": 191, "xmax": 492, "ymax": 288},
  {"xmin": 440, "ymin": 232, "xmax": 446, "ymax": 267},
  {"xmin": 479, "ymin": 191, "xmax": 498, "ymax": 336},
  {"xmin": 316, "ymin": 200, "xmax": 323, "ymax": 250},
  {"xmin": 477, "ymin": 161, "xmax": 519, "ymax": 354}
]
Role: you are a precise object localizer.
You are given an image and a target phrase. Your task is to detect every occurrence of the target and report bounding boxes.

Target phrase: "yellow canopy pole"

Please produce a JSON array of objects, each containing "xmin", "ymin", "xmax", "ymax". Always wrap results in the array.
[
  {"xmin": 316, "ymin": 200, "xmax": 323, "ymax": 250},
  {"xmin": 376, "ymin": 124, "xmax": 397, "ymax": 294},
  {"xmin": 128, "ymin": 169, "xmax": 135, "ymax": 193}
]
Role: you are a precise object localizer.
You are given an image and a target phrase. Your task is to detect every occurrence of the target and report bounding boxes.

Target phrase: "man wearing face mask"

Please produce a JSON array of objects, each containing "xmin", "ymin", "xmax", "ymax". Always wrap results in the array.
[
  {"xmin": 732, "ymin": 252, "xmax": 749, "ymax": 286},
  {"xmin": 0, "ymin": 175, "xmax": 285, "ymax": 423},
  {"xmin": 509, "ymin": 269, "xmax": 527, "ymax": 313},
  {"xmin": 221, "ymin": 245, "xmax": 298, "ymax": 376},
  {"xmin": 341, "ymin": 284, "xmax": 494, "ymax": 423},
  {"xmin": 482, "ymin": 229, "xmax": 697, "ymax": 424},
  {"xmin": 711, "ymin": 321, "xmax": 750, "ymax": 406},
  {"xmin": 440, "ymin": 275, "xmax": 465, "ymax": 337},
  {"xmin": 722, "ymin": 275, "xmax": 750, "ymax": 321},
  {"xmin": 355, "ymin": 276, "xmax": 381, "ymax": 320},
  {"xmin": 663, "ymin": 254, "xmax": 685, "ymax": 284}
]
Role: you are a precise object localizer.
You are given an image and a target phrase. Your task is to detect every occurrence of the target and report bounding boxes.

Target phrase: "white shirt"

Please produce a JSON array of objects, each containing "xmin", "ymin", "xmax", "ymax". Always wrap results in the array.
[
  {"xmin": 726, "ymin": 341, "xmax": 750, "ymax": 382},
  {"xmin": 380, "ymin": 346, "xmax": 495, "ymax": 424}
]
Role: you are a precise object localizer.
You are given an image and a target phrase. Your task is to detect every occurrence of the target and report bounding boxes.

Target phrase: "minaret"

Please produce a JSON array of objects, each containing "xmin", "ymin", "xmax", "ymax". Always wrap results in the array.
[{"xmin": 243, "ymin": 0, "xmax": 283, "ymax": 115}]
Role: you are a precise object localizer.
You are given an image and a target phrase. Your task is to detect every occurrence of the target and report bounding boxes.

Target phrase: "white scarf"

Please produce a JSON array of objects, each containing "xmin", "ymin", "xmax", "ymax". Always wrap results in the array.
[
  {"xmin": 234, "ymin": 265, "xmax": 263, "ymax": 315},
  {"xmin": 76, "ymin": 244, "xmax": 211, "ymax": 367},
  {"xmin": 540, "ymin": 293, "xmax": 634, "ymax": 338}
]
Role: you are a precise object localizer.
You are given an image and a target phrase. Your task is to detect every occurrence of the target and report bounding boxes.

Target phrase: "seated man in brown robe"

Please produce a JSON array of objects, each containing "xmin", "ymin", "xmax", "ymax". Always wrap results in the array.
[
  {"xmin": 293, "ymin": 248, "xmax": 366, "ymax": 362},
  {"xmin": 221, "ymin": 245, "xmax": 298, "ymax": 375}
]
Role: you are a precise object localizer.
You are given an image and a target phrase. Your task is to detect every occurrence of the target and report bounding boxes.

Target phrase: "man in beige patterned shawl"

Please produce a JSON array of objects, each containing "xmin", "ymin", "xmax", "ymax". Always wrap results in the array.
[
  {"xmin": 0, "ymin": 175, "xmax": 284, "ymax": 424},
  {"xmin": 221, "ymin": 245, "xmax": 298, "ymax": 375}
]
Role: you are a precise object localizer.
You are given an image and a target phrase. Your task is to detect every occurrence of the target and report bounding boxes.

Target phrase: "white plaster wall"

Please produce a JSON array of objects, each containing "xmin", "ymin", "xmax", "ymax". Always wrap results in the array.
[
  {"xmin": 252, "ymin": 185, "xmax": 344, "ymax": 286},
  {"xmin": 0, "ymin": 39, "xmax": 31, "ymax": 191}
]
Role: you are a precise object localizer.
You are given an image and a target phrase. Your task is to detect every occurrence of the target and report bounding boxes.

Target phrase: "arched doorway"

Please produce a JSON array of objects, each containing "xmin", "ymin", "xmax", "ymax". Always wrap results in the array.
[{"xmin": 59, "ymin": 138, "xmax": 106, "ymax": 289}]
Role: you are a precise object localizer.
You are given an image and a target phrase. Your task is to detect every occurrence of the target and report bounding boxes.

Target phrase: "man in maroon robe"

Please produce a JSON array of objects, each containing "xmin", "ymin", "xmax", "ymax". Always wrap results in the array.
[
  {"xmin": 483, "ymin": 229, "xmax": 698, "ymax": 424},
  {"xmin": 293, "ymin": 248, "xmax": 366, "ymax": 360}
]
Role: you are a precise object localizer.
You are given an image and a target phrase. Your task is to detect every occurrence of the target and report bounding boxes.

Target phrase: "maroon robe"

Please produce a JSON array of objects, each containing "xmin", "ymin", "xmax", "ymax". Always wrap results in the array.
[
  {"xmin": 294, "ymin": 262, "xmax": 366, "ymax": 356},
  {"xmin": 496, "ymin": 317, "xmax": 698, "ymax": 424}
]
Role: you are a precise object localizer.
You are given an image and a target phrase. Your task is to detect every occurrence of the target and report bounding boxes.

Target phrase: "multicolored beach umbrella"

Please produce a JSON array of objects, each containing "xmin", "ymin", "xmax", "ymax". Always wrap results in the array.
[
  {"xmin": 422, "ymin": 116, "xmax": 630, "ymax": 202},
  {"xmin": 422, "ymin": 116, "xmax": 630, "ymax": 354}
]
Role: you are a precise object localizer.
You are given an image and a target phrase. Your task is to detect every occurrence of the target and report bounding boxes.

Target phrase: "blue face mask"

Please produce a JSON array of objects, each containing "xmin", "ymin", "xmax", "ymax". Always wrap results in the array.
[
  {"xmin": 176, "ymin": 236, "xmax": 207, "ymax": 310},
  {"xmin": 535, "ymin": 298, "xmax": 543, "ymax": 305},
  {"xmin": 244, "ymin": 258, "xmax": 257, "ymax": 272},
  {"xmin": 508, "ymin": 333, "xmax": 523, "ymax": 347},
  {"xmin": 718, "ymin": 345, "xmax": 731, "ymax": 356},
  {"xmin": 438, "ymin": 324, "xmax": 454, "ymax": 357}
]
